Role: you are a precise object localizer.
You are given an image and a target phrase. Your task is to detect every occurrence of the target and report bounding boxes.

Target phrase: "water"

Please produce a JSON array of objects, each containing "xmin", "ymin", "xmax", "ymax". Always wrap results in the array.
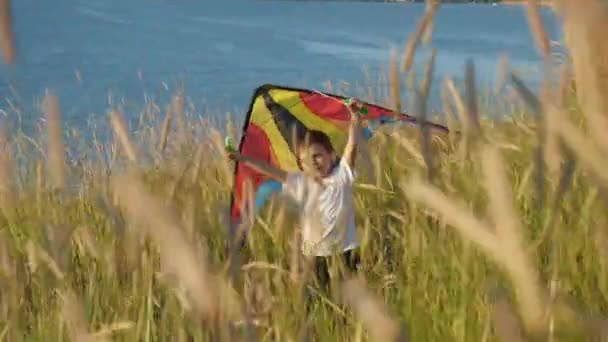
[{"xmin": 0, "ymin": 0, "xmax": 563, "ymax": 133}]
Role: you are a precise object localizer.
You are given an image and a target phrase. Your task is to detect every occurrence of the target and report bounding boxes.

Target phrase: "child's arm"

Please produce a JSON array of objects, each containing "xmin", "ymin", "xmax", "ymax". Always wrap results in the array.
[
  {"xmin": 342, "ymin": 99, "xmax": 364, "ymax": 168},
  {"xmin": 229, "ymin": 152, "xmax": 288, "ymax": 182}
]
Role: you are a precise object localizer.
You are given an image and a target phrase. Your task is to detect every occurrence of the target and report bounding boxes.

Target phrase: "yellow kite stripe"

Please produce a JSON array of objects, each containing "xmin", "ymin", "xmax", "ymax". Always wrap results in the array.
[
  {"xmin": 268, "ymin": 89, "xmax": 348, "ymax": 150},
  {"xmin": 248, "ymin": 97, "xmax": 299, "ymax": 170}
]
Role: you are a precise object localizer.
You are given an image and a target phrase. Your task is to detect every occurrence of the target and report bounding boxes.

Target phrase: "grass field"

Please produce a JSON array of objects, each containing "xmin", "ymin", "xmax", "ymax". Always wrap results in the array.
[{"xmin": 1, "ymin": 1, "xmax": 608, "ymax": 341}]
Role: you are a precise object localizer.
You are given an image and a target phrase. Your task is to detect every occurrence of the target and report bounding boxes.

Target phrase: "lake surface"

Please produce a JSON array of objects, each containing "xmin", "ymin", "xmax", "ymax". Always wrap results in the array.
[{"xmin": 0, "ymin": 0, "xmax": 563, "ymax": 133}]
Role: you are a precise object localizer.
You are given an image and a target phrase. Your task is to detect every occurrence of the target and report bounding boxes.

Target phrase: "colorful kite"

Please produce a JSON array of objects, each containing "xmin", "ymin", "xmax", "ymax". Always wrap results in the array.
[{"xmin": 229, "ymin": 84, "xmax": 449, "ymax": 234}]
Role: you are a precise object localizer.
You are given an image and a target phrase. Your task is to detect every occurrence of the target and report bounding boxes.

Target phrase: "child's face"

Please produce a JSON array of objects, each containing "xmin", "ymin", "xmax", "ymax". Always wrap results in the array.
[{"xmin": 298, "ymin": 143, "xmax": 335, "ymax": 178}]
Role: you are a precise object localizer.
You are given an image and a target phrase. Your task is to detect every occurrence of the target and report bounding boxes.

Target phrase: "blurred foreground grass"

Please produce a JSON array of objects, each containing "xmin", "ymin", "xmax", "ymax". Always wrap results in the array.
[{"xmin": 2, "ymin": 1, "xmax": 608, "ymax": 341}]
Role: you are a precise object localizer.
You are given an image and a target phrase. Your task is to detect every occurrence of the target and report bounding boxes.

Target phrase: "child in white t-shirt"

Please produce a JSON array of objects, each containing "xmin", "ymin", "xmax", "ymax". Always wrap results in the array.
[{"xmin": 228, "ymin": 99, "xmax": 365, "ymax": 298}]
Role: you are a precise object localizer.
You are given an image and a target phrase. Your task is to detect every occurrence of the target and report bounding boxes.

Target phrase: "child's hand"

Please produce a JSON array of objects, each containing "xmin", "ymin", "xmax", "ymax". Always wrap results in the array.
[
  {"xmin": 347, "ymin": 98, "xmax": 364, "ymax": 123},
  {"xmin": 227, "ymin": 150, "xmax": 241, "ymax": 162}
]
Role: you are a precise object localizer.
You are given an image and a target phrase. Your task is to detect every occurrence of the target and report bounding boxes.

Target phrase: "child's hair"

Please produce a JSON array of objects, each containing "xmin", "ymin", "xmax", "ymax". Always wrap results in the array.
[{"xmin": 296, "ymin": 130, "xmax": 334, "ymax": 154}]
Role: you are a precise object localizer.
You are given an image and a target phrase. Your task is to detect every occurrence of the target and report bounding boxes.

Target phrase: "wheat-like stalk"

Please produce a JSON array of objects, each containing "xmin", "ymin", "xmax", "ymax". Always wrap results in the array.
[
  {"xmin": 490, "ymin": 287, "xmax": 526, "ymax": 342},
  {"xmin": 390, "ymin": 49, "xmax": 402, "ymax": 114},
  {"xmin": 400, "ymin": 1, "xmax": 439, "ymax": 74},
  {"xmin": 172, "ymin": 91, "xmax": 186, "ymax": 137},
  {"xmin": 110, "ymin": 173, "xmax": 241, "ymax": 322},
  {"xmin": 559, "ymin": 0, "xmax": 608, "ymax": 155},
  {"xmin": 61, "ymin": 290, "xmax": 111, "ymax": 342},
  {"xmin": 0, "ymin": 0, "xmax": 14, "ymax": 64},
  {"xmin": 43, "ymin": 92, "xmax": 66, "ymax": 191},
  {"xmin": 341, "ymin": 279, "xmax": 404, "ymax": 342},
  {"xmin": 0, "ymin": 123, "xmax": 13, "ymax": 210},
  {"xmin": 109, "ymin": 110, "xmax": 138, "ymax": 164},
  {"xmin": 525, "ymin": 0, "xmax": 551, "ymax": 60},
  {"xmin": 158, "ymin": 106, "xmax": 173, "ymax": 154},
  {"xmin": 405, "ymin": 142, "xmax": 549, "ymax": 337}
]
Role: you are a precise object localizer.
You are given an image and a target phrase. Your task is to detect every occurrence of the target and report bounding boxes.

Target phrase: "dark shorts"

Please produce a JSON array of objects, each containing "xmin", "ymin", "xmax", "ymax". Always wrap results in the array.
[{"xmin": 311, "ymin": 248, "xmax": 361, "ymax": 293}]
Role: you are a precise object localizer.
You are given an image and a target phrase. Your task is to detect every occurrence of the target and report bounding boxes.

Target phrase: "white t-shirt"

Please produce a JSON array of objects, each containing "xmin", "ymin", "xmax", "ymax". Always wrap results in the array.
[{"xmin": 282, "ymin": 158, "xmax": 359, "ymax": 256}]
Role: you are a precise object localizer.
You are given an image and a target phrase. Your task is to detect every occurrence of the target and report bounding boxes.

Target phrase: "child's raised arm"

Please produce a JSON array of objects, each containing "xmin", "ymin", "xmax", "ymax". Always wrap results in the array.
[
  {"xmin": 342, "ymin": 99, "xmax": 364, "ymax": 168},
  {"xmin": 229, "ymin": 152, "xmax": 288, "ymax": 183}
]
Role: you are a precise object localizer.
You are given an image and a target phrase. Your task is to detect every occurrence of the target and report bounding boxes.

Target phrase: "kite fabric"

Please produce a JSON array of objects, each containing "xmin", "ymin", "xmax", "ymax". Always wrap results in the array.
[{"xmin": 229, "ymin": 84, "xmax": 449, "ymax": 229}]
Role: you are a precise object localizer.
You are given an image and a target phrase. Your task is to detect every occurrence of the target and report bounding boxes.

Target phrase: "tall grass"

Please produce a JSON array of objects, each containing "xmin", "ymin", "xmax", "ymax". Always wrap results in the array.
[{"xmin": 1, "ymin": 0, "xmax": 608, "ymax": 341}]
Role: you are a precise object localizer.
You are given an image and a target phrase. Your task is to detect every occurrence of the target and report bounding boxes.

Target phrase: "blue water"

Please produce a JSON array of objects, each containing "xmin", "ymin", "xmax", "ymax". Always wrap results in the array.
[{"xmin": 0, "ymin": 0, "xmax": 562, "ymax": 133}]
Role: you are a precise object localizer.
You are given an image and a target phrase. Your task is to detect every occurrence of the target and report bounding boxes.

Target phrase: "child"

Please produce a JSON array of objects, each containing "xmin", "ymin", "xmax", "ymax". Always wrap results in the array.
[{"xmin": 228, "ymin": 99, "xmax": 365, "ymax": 298}]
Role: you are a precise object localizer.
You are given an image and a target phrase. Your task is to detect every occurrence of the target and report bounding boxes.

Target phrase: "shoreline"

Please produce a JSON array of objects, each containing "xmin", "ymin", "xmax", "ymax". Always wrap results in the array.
[
  {"xmin": 499, "ymin": 0, "xmax": 553, "ymax": 6},
  {"xmin": 272, "ymin": 0, "xmax": 554, "ymax": 6},
  {"xmin": 267, "ymin": 1, "xmax": 557, "ymax": 8}
]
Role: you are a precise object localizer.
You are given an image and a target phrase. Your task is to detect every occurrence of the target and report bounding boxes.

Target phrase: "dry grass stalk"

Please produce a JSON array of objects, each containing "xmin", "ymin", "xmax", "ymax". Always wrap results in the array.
[
  {"xmin": 158, "ymin": 106, "xmax": 173, "ymax": 154},
  {"xmin": 94, "ymin": 142, "xmax": 108, "ymax": 181},
  {"xmin": 400, "ymin": 2, "xmax": 439, "ymax": 74},
  {"xmin": 525, "ymin": 0, "xmax": 551, "ymax": 60},
  {"xmin": 172, "ymin": 92, "xmax": 186, "ymax": 135},
  {"xmin": 406, "ymin": 67, "xmax": 416, "ymax": 93},
  {"xmin": 289, "ymin": 225, "xmax": 303, "ymax": 285},
  {"xmin": 419, "ymin": 49, "xmax": 436, "ymax": 101},
  {"xmin": 0, "ymin": 0, "xmax": 14, "ymax": 64},
  {"xmin": 481, "ymin": 144, "xmax": 546, "ymax": 334},
  {"xmin": 341, "ymin": 279, "xmax": 404, "ymax": 342},
  {"xmin": 495, "ymin": 54, "xmax": 510, "ymax": 96},
  {"xmin": 110, "ymin": 173, "xmax": 239, "ymax": 322},
  {"xmin": 0, "ymin": 233, "xmax": 16, "ymax": 337},
  {"xmin": 439, "ymin": 83, "xmax": 458, "ymax": 142},
  {"xmin": 389, "ymin": 49, "xmax": 402, "ymax": 113},
  {"xmin": 404, "ymin": 180, "xmax": 497, "ymax": 253},
  {"xmin": 35, "ymin": 159, "xmax": 43, "ymax": 206},
  {"xmin": 553, "ymin": 111, "xmax": 608, "ymax": 187},
  {"xmin": 405, "ymin": 145, "xmax": 548, "ymax": 336},
  {"xmin": 490, "ymin": 288, "xmax": 525, "ymax": 342},
  {"xmin": 72, "ymin": 226, "xmax": 100, "ymax": 260},
  {"xmin": 510, "ymin": 73, "xmax": 542, "ymax": 116},
  {"xmin": 559, "ymin": 0, "xmax": 608, "ymax": 155},
  {"xmin": 109, "ymin": 110, "xmax": 138, "ymax": 164},
  {"xmin": 323, "ymin": 80, "xmax": 334, "ymax": 93},
  {"xmin": 557, "ymin": 63, "xmax": 571, "ymax": 108},
  {"xmin": 90, "ymin": 322, "xmax": 134, "ymax": 339},
  {"xmin": 0, "ymin": 123, "xmax": 13, "ymax": 208},
  {"xmin": 444, "ymin": 79, "xmax": 468, "ymax": 136},
  {"xmin": 0, "ymin": 231, "xmax": 15, "ymax": 282},
  {"xmin": 61, "ymin": 290, "xmax": 111, "ymax": 342},
  {"xmin": 190, "ymin": 143, "xmax": 205, "ymax": 184},
  {"xmin": 542, "ymin": 102, "xmax": 564, "ymax": 180},
  {"xmin": 25, "ymin": 240, "xmax": 64, "ymax": 280},
  {"xmin": 531, "ymin": 142, "xmax": 576, "ymax": 252},
  {"xmin": 226, "ymin": 112, "xmax": 236, "ymax": 145},
  {"xmin": 525, "ymin": 0, "xmax": 564, "ymax": 180},
  {"xmin": 421, "ymin": 1, "xmax": 437, "ymax": 45},
  {"xmin": 417, "ymin": 49, "xmax": 437, "ymax": 181},
  {"xmin": 508, "ymin": 70, "xmax": 556, "ymax": 204},
  {"xmin": 464, "ymin": 60, "xmax": 482, "ymax": 137},
  {"xmin": 43, "ymin": 93, "xmax": 66, "ymax": 191}
]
